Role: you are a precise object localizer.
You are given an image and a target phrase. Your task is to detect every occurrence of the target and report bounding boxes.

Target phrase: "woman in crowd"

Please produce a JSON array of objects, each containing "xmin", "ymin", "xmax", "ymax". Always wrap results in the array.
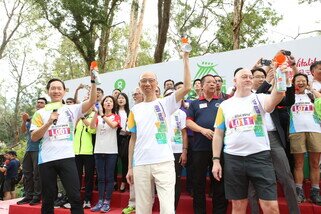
[
  {"xmin": 116, "ymin": 93, "xmax": 130, "ymax": 192},
  {"xmin": 290, "ymin": 73, "xmax": 321, "ymax": 205},
  {"xmin": 90, "ymin": 96, "xmax": 120, "ymax": 212}
]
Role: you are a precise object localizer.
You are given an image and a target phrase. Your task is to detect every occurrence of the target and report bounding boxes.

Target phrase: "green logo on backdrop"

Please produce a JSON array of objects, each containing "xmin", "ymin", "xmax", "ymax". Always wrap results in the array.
[
  {"xmin": 187, "ymin": 62, "xmax": 227, "ymax": 100},
  {"xmin": 114, "ymin": 79, "xmax": 126, "ymax": 90}
]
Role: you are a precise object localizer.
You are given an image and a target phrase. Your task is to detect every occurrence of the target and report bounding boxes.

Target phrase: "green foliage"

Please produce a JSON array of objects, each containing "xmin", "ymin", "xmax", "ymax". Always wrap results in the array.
[
  {"xmin": 51, "ymin": 37, "xmax": 87, "ymax": 81},
  {"xmin": 171, "ymin": 0, "xmax": 282, "ymax": 55}
]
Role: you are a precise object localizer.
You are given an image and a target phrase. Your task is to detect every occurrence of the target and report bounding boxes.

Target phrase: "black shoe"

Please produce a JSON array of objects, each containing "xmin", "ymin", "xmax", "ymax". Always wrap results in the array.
[
  {"xmin": 114, "ymin": 183, "xmax": 118, "ymax": 191},
  {"xmin": 310, "ymin": 188, "xmax": 321, "ymax": 205},
  {"xmin": 54, "ymin": 196, "xmax": 68, "ymax": 208},
  {"xmin": 17, "ymin": 197, "xmax": 32, "ymax": 205},
  {"xmin": 29, "ymin": 198, "xmax": 41, "ymax": 206}
]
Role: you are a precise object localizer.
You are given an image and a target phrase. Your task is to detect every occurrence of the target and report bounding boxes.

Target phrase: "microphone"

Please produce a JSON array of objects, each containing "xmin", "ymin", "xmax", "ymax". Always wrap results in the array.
[{"xmin": 53, "ymin": 109, "xmax": 58, "ymax": 125}]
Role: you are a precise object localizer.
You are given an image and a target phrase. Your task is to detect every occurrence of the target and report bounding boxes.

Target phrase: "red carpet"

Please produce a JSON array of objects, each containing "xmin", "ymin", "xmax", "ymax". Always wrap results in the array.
[{"xmin": 8, "ymin": 177, "xmax": 321, "ymax": 213}]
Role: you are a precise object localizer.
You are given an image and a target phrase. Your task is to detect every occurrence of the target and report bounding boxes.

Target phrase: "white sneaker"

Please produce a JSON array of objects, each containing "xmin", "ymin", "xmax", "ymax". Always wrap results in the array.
[
  {"xmin": 83, "ymin": 200, "xmax": 91, "ymax": 209},
  {"xmin": 62, "ymin": 202, "xmax": 71, "ymax": 209}
]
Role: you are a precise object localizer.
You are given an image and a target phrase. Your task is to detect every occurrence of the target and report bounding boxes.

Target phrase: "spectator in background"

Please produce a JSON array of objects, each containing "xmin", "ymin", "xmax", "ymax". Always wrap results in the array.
[
  {"xmin": 132, "ymin": 87, "xmax": 144, "ymax": 104},
  {"xmin": 116, "ymin": 93, "xmax": 130, "ymax": 193},
  {"xmin": 290, "ymin": 73, "xmax": 321, "ymax": 205},
  {"xmin": 155, "ymin": 86, "xmax": 161, "ymax": 98},
  {"xmin": 193, "ymin": 78, "xmax": 202, "ymax": 99},
  {"xmin": 251, "ymin": 68, "xmax": 267, "ymax": 93},
  {"xmin": 74, "ymin": 105, "xmax": 95, "ymax": 209},
  {"xmin": 66, "ymin": 98, "xmax": 76, "ymax": 105},
  {"xmin": 17, "ymin": 97, "xmax": 47, "ymax": 206},
  {"xmin": 311, "ymin": 61, "xmax": 321, "ymax": 92},
  {"xmin": 164, "ymin": 79, "xmax": 175, "ymax": 91},
  {"xmin": 97, "ymin": 88, "xmax": 104, "ymax": 102},
  {"xmin": 213, "ymin": 75, "xmax": 230, "ymax": 100},
  {"xmin": 112, "ymin": 89, "xmax": 122, "ymax": 99},
  {"xmin": 0, "ymin": 151, "xmax": 20, "ymax": 200}
]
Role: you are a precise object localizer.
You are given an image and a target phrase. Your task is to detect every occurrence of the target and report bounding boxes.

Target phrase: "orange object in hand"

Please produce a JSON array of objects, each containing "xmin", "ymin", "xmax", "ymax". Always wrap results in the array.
[
  {"xmin": 90, "ymin": 61, "xmax": 98, "ymax": 69},
  {"xmin": 274, "ymin": 53, "xmax": 287, "ymax": 66},
  {"xmin": 181, "ymin": 37, "xmax": 188, "ymax": 44}
]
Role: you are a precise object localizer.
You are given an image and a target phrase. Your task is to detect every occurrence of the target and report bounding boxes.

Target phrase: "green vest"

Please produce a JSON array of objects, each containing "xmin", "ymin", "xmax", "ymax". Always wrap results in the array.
[{"xmin": 73, "ymin": 112, "xmax": 96, "ymax": 155}]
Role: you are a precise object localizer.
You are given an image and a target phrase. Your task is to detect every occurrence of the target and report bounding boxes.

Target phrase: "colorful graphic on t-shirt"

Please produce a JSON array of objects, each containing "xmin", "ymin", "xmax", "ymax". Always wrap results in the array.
[
  {"xmin": 173, "ymin": 115, "xmax": 182, "ymax": 144},
  {"xmin": 127, "ymin": 111, "xmax": 136, "ymax": 133},
  {"xmin": 215, "ymin": 107, "xmax": 226, "ymax": 131},
  {"xmin": 154, "ymin": 104, "xmax": 167, "ymax": 144}
]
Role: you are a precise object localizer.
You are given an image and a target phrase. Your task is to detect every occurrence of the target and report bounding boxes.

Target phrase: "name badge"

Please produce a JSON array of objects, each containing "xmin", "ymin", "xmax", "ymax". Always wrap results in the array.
[{"xmin": 199, "ymin": 103, "xmax": 207, "ymax": 109}]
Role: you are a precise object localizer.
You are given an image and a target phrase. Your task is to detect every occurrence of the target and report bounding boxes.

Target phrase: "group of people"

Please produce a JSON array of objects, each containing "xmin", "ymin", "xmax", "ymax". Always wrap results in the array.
[{"xmin": 10, "ymin": 49, "xmax": 321, "ymax": 214}]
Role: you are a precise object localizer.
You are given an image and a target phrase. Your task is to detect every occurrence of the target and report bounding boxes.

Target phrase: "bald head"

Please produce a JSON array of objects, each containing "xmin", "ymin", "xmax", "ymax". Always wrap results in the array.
[{"xmin": 139, "ymin": 72, "xmax": 157, "ymax": 80}]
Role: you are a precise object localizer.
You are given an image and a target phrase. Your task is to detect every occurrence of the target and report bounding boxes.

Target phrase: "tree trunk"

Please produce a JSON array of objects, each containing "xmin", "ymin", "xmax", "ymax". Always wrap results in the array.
[
  {"xmin": 153, "ymin": 0, "xmax": 171, "ymax": 63},
  {"xmin": 125, "ymin": 0, "xmax": 146, "ymax": 69},
  {"xmin": 232, "ymin": 0, "xmax": 244, "ymax": 50},
  {"xmin": 98, "ymin": 0, "xmax": 119, "ymax": 72}
]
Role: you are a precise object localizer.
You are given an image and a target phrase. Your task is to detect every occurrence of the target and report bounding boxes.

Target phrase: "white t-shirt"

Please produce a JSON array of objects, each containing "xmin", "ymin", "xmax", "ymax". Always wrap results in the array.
[
  {"xmin": 264, "ymin": 113, "xmax": 276, "ymax": 131},
  {"xmin": 214, "ymin": 93, "xmax": 271, "ymax": 156},
  {"xmin": 312, "ymin": 80, "xmax": 321, "ymax": 92},
  {"xmin": 170, "ymin": 109, "xmax": 187, "ymax": 154},
  {"xmin": 30, "ymin": 104, "xmax": 83, "ymax": 164},
  {"xmin": 127, "ymin": 93, "xmax": 180, "ymax": 166},
  {"xmin": 289, "ymin": 94, "xmax": 321, "ymax": 134},
  {"xmin": 94, "ymin": 114, "xmax": 120, "ymax": 154},
  {"xmin": 118, "ymin": 109, "xmax": 128, "ymax": 134}
]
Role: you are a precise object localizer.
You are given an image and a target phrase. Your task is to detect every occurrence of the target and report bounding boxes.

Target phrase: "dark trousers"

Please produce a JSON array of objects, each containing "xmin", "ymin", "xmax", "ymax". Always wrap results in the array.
[
  {"xmin": 174, "ymin": 153, "xmax": 183, "ymax": 210},
  {"xmin": 95, "ymin": 154, "xmax": 117, "ymax": 201},
  {"xmin": 249, "ymin": 131, "xmax": 300, "ymax": 214},
  {"xmin": 39, "ymin": 158, "xmax": 83, "ymax": 214},
  {"xmin": 186, "ymin": 136, "xmax": 193, "ymax": 193},
  {"xmin": 22, "ymin": 151, "xmax": 41, "ymax": 199},
  {"xmin": 192, "ymin": 151, "xmax": 228, "ymax": 214},
  {"xmin": 118, "ymin": 135, "xmax": 130, "ymax": 183},
  {"xmin": 75, "ymin": 155, "xmax": 95, "ymax": 201}
]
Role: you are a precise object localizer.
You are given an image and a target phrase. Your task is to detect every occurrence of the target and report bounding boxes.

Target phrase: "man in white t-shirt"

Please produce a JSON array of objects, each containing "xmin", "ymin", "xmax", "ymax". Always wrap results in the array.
[
  {"xmin": 30, "ymin": 73, "xmax": 97, "ymax": 214},
  {"xmin": 311, "ymin": 61, "xmax": 321, "ymax": 92},
  {"xmin": 126, "ymin": 52, "xmax": 191, "ymax": 214},
  {"xmin": 212, "ymin": 67, "xmax": 287, "ymax": 214}
]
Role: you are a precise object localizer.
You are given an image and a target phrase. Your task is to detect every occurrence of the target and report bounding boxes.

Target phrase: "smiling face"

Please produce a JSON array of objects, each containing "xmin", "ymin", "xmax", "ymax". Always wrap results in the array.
[
  {"xmin": 47, "ymin": 81, "xmax": 66, "ymax": 102},
  {"xmin": 294, "ymin": 75, "xmax": 308, "ymax": 94},
  {"xmin": 139, "ymin": 72, "xmax": 158, "ymax": 96},
  {"xmin": 234, "ymin": 69, "xmax": 253, "ymax": 91}
]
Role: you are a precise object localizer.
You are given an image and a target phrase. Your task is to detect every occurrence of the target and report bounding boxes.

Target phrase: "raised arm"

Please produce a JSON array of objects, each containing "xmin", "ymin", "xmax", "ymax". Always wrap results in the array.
[
  {"xmin": 82, "ymin": 70, "xmax": 97, "ymax": 114},
  {"xmin": 175, "ymin": 52, "xmax": 192, "ymax": 102}
]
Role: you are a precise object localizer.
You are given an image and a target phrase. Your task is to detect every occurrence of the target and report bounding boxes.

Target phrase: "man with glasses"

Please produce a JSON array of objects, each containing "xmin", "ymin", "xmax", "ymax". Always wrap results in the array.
[
  {"xmin": 213, "ymin": 75, "xmax": 230, "ymax": 100},
  {"xmin": 126, "ymin": 52, "xmax": 191, "ymax": 214},
  {"xmin": 132, "ymin": 87, "xmax": 144, "ymax": 104},
  {"xmin": 17, "ymin": 97, "xmax": 47, "ymax": 205}
]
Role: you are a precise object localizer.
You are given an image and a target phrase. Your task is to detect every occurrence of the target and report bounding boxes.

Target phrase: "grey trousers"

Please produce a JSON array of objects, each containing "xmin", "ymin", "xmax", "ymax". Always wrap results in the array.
[
  {"xmin": 23, "ymin": 151, "xmax": 41, "ymax": 198},
  {"xmin": 248, "ymin": 131, "xmax": 300, "ymax": 214}
]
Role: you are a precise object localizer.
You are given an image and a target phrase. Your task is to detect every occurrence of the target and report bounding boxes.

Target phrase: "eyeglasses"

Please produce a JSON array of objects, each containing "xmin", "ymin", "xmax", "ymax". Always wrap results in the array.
[
  {"xmin": 215, "ymin": 79, "xmax": 223, "ymax": 83},
  {"xmin": 132, "ymin": 93, "xmax": 141, "ymax": 96},
  {"xmin": 254, "ymin": 75, "xmax": 265, "ymax": 79},
  {"xmin": 140, "ymin": 78, "xmax": 156, "ymax": 84}
]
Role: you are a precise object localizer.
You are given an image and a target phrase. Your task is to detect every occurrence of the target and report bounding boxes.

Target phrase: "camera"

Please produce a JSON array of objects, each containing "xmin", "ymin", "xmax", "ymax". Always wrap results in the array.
[
  {"xmin": 261, "ymin": 59, "xmax": 272, "ymax": 66},
  {"xmin": 281, "ymin": 50, "xmax": 291, "ymax": 56}
]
